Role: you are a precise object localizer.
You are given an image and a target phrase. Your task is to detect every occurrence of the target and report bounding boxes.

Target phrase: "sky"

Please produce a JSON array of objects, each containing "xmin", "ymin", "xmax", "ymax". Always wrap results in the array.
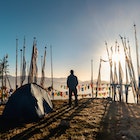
[{"xmin": 0, "ymin": 0, "xmax": 140, "ymax": 81}]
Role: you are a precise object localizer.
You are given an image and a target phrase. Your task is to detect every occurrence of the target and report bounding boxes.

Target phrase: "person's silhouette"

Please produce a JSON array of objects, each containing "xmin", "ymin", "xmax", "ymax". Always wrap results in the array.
[{"xmin": 67, "ymin": 70, "xmax": 78, "ymax": 107}]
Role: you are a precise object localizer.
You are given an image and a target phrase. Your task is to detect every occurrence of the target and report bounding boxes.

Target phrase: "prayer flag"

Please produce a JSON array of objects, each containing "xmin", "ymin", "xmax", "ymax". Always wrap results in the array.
[
  {"xmin": 40, "ymin": 47, "xmax": 46, "ymax": 87},
  {"xmin": 28, "ymin": 38, "xmax": 38, "ymax": 83}
]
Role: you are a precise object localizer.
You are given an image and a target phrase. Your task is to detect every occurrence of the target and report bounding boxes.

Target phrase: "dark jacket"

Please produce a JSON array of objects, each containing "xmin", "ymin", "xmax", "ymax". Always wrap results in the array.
[{"xmin": 67, "ymin": 74, "xmax": 78, "ymax": 89}]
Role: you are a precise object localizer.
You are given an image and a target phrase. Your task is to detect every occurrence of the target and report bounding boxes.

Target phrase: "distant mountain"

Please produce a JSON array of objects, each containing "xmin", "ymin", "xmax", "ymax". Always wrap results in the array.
[
  {"xmin": 1, "ymin": 75, "xmax": 67, "ymax": 89},
  {"xmin": 1, "ymin": 75, "xmax": 109, "ymax": 90}
]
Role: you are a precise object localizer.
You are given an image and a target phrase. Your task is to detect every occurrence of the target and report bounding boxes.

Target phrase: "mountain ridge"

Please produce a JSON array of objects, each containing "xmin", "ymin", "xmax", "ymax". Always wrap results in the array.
[{"xmin": 1, "ymin": 75, "xmax": 108, "ymax": 89}]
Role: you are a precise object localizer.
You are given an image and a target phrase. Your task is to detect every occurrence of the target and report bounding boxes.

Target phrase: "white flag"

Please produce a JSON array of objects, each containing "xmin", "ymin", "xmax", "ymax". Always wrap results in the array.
[
  {"xmin": 28, "ymin": 39, "xmax": 38, "ymax": 83},
  {"xmin": 40, "ymin": 47, "xmax": 46, "ymax": 87},
  {"xmin": 21, "ymin": 46, "xmax": 26, "ymax": 85}
]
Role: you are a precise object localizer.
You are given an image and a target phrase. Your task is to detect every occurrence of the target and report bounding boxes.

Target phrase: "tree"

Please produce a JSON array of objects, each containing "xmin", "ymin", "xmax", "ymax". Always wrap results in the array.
[{"xmin": 0, "ymin": 55, "xmax": 9, "ymax": 101}]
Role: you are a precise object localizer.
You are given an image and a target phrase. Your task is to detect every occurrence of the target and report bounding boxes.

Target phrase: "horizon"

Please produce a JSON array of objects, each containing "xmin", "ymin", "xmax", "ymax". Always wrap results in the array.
[{"xmin": 6, "ymin": 74, "xmax": 107, "ymax": 82}]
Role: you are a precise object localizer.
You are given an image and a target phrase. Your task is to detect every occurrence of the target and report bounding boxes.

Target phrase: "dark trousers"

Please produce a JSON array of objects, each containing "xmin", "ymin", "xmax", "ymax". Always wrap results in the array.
[{"xmin": 69, "ymin": 88, "xmax": 78, "ymax": 106}]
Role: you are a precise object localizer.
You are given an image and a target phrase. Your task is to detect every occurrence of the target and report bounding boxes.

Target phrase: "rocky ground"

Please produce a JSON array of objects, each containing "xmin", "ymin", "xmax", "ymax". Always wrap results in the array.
[{"xmin": 0, "ymin": 98, "xmax": 140, "ymax": 140}]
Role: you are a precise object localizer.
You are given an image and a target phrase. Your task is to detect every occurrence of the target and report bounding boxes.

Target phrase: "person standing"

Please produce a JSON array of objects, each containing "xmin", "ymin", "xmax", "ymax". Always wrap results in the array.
[{"xmin": 67, "ymin": 70, "xmax": 78, "ymax": 107}]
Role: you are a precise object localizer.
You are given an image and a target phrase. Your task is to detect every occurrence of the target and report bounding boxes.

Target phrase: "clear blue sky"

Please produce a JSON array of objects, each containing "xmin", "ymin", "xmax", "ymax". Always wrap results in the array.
[{"xmin": 0, "ymin": 0, "xmax": 140, "ymax": 81}]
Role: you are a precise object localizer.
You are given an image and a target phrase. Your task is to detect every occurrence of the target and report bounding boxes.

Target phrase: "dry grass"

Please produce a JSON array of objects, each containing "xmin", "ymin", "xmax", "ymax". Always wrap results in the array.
[{"xmin": 1, "ymin": 98, "xmax": 140, "ymax": 140}]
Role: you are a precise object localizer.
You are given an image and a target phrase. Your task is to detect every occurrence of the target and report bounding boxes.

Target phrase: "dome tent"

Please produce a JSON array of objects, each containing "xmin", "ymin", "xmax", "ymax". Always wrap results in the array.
[{"xmin": 2, "ymin": 83, "xmax": 53, "ymax": 122}]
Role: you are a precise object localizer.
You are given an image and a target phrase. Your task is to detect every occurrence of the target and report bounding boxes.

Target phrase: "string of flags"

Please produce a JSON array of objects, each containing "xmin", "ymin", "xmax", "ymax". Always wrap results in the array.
[
  {"xmin": 50, "ymin": 90, "xmax": 110, "ymax": 98},
  {"xmin": 49, "ymin": 83, "xmax": 111, "ymax": 98},
  {"xmin": 60, "ymin": 83, "xmax": 110, "ymax": 92}
]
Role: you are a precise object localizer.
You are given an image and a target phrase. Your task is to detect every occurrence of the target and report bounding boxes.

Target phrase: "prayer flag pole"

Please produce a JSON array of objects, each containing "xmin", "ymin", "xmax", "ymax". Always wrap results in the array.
[
  {"xmin": 15, "ymin": 38, "xmax": 18, "ymax": 89},
  {"xmin": 134, "ymin": 24, "xmax": 140, "ymax": 103},
  {"xmin": 91, "ymin": 59, "xmax": 94, "ymax": 98},
  {"xmin": 20, "ymin": 49, "xmax": 23, "ymax": 86},
  {"xmin": 50, "ymin": 45, "xmax": 53, "ymax": 89},
  {"xmin": 120, "ymin": 35, "xmax": 137, "ymax": 103},
  {"xmin": 105, "ymin": 41, "xmax": 113, "ymax": 98},
  {"xmin": 50, "ymin": 45, "xmax": 54, "ymax": 99}
]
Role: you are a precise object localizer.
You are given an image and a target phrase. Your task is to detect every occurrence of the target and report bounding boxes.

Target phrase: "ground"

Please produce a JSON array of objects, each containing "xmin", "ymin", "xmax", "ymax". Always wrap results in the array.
[{"xmin": 0, "ymin": 98, "xmax": 140, "ymax": 140}]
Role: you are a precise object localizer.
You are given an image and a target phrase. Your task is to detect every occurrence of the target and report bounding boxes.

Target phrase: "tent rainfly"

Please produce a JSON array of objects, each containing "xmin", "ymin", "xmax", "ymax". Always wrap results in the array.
[{"xmin": 2, "ymin": 83, "xmax": 53, "ymax": 121}]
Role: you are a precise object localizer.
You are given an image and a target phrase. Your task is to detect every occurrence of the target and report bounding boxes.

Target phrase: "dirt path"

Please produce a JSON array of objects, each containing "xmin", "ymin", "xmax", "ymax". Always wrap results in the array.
[{"xmin": 1, "ymin": 98, "xmax": 140, "ymax": 140}]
